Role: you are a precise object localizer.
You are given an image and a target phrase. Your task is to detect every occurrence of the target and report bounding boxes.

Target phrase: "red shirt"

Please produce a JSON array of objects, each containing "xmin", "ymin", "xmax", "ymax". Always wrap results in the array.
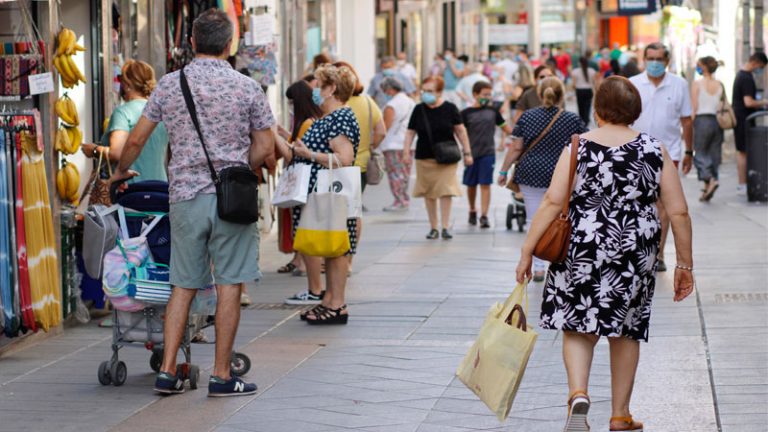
[{"xmin": 556, "ymin": 53, "xmax": 571, "ymax": 77}]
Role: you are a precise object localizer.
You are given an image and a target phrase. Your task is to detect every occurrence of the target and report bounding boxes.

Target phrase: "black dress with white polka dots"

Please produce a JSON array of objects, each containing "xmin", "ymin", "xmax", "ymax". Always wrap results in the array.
[
  {"xmin": 511, "ymin": 106, "xmax": 587, "ymax": 188},
  {"xmin": 291, "ymin": 107, "xmax": 361, "ymax": 254}
]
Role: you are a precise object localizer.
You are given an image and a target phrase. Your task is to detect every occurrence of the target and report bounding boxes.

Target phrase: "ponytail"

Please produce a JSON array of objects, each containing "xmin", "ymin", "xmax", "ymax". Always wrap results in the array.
[{"xmin": 537, "ymin": 77, "xmax": 564, "ymax": 108}]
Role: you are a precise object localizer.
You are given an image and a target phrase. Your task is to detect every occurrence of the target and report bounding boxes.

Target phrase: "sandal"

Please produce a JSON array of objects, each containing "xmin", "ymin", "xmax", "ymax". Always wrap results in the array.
[
  {"xmin": 609, "ymin": 416, "xmax": 643, "ymax": 431},
  {"xmin": 299, "ymin": 304, "xmax": 326, "ymax": 321},
  {"xmin": 306, "ymin": 304, "xmax": 348, "ymax": 325},
  {"xmin": 277, "ymin": 262, "xmax": 297, "ymax": 274},
  {"xmin": 564, "ymin": 390, "xmax": 590, "ymax": 432}
]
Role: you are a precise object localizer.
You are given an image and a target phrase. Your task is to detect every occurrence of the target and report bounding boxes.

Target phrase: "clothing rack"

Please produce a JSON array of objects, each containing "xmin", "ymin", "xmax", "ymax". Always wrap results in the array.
[{"xmin": 0, "ymin": 108, "xmax": 61, "ymax": 339}]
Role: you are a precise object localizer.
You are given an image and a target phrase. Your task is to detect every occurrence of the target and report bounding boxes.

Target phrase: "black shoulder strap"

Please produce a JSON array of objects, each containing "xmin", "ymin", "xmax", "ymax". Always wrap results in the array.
[
  {"xmin": 179, "ymin": 67, "xmax": 219, "ymax": 184},
  {"xmin": 419, "ymin": 104, "xmax": 434, "ymax": 145}
]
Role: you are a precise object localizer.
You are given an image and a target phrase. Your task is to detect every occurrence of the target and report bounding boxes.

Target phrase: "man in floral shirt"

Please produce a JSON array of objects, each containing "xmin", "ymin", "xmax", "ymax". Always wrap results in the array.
[{"xmin": 112, "ymin": 9, "xmax": 274, "ymax": 397}]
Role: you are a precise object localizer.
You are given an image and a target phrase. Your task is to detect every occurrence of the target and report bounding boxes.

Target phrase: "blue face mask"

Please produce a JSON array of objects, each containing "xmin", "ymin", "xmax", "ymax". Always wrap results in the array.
[
  {"xmin": 382, "ymin": 68, "xmax": 396, "ymax": 77},
  {"xmin": 695, "ymin": 66, "xmax": 703, "ymax": 75},
  {"xmin": 384, "ymin": 93, "xmax": 393, "ymax": 102},
  {"xmin": 646, "ymin": 60, "xmax": 666, "ymax": 78},
  {"xmin": 421, "ymin": 92, "xmax": 437, "ymax": 105},
  {"xmin": 312, "ymin": 87, "xmax": 325, "ymax": 106}
]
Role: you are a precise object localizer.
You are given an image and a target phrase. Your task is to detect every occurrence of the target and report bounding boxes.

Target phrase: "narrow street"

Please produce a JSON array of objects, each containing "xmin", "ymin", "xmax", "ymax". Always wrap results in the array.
[{"xmin": 0, "ymin": 155, "xmax": 765, "ymax": 432}]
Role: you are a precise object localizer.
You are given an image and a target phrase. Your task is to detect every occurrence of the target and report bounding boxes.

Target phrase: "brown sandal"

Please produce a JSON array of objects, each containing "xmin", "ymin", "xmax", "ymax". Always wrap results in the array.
[
  {"xmin": 609, "ymin": 416, "xmax": 643, "ymax": 431},
  {"xmin": 564, "ymin": 390, "xmax": 591, "ymax": 431}
]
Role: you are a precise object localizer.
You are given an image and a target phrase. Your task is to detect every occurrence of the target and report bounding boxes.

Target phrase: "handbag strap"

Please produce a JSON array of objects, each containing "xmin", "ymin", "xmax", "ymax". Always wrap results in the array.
[
  {"xmin": 179, "ymin": 67, "xmax": 219, "ymax": 185},
  {"xmin": 365, "ymin": 96, "xmax": 374, "ymax": 145},
  {"xmin": 517, "ymin": 108, "xmax": 563, "ymax": 163},
  {"xmin": 561, "ymin": 134, "xmax": 580, "ymax": 217}
]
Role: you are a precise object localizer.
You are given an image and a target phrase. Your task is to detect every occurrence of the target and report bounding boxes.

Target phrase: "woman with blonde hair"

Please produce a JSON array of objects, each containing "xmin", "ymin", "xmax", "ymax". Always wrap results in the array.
[
  {"xmin": 498, "ymin": 77, "xmax": 586, "ymax": 281},
  {"xmin": 82, "ymin": 60, "xmax": 168, "ymax": 182},
  {"xmin": 515, "ymin": 76, "xmax": 693, "ymax": 432},
  {"xmin": 275, "ymin": 63, "xmax": 361, "ymax": 324}
]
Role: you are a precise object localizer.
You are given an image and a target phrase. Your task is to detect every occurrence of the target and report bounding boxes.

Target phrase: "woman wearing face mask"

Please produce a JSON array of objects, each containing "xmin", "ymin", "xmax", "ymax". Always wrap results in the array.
[
  {"xmin": 403, "ymin": 76, "xmax": 473, "ymax": 240},
  {"xmin": 691, "ymin": 56, "xmax": 726, "ymax": 202},
  {"xmin": 82, "ymin": 60, "xmax": 169, "ymax": 183},
  {"xmin": 378, "ymin": 77, "xmax": 416, "ymax": 211},
  {"xmin": 275, "ymin": 64, "xmax": 361, "ymax": 324}
]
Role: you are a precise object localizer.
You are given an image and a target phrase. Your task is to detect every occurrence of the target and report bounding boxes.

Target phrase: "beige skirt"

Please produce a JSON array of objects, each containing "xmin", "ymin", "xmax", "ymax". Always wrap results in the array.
[{"xmin": 413, "ymin": 159, "xmax": 462, "ymax": 199}]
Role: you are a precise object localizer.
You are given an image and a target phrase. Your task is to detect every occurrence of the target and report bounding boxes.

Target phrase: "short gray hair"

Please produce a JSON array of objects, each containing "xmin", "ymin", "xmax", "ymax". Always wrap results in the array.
[
  {"xmin": 380, "ymin": 77, "xmax": 404, "ymax": 92},
  {"xmin": 193, "ymin": 9, "xmax": 233, "ymax": 56}
]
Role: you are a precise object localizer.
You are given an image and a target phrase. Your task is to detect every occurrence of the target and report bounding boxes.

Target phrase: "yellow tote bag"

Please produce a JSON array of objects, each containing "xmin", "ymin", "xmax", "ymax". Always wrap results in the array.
[
  {"xmin": 293, "ymin": 156, "xmax": 351, "ymax": 258},
  {"xmin": 456, "ymin": 281, "xmax": 538, "ymax": 421}
]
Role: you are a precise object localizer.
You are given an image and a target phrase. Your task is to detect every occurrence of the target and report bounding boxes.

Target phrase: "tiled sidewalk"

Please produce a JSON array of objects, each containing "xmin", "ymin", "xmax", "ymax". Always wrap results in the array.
[{"xmin": 0, "ymin": 158, "xmax": 765, "ymax": 432}]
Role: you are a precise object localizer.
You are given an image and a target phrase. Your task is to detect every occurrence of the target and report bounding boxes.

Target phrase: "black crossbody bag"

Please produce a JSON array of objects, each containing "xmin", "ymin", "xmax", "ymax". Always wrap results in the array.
[
  {"xmin": 420, "ymin": 104, "xmax": 462, "ymax": 164},
  {"xmin": 179, "ymin": 68, "xmax": 260, "ymax": 225}
]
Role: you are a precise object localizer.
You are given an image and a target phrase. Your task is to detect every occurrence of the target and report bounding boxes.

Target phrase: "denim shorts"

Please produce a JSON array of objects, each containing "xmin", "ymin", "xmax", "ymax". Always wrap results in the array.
[{"xmin": 169, "ymin": 193, "xmax": 261, "ymax": 288}]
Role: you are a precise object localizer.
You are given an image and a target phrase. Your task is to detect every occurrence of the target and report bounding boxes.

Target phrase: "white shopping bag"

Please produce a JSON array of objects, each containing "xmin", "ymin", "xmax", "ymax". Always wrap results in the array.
[
  {"xmin": 316, "ymin": 165, "xmax": 362, "ymax": 218},
  {"xmin": 272, "ymin": 163, "xmax": 312, "ymax": 208}
]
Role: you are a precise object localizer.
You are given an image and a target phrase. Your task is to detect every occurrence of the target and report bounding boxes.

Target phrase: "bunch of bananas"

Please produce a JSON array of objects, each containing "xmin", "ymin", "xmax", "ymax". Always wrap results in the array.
[
  {"xmin": 56, "ymin": 162, "xmax": 80, "ymax": 205},
  {"xmin": 54, "ymin": 125, "xmax": 81, "ymax": 155},
  {"xmin": 53, "ymin": 27, "xmax": 86, "ymax": 89},
  {"xmin": 55, "ymin": 94, "xmax": 79, "ymax": 126}
]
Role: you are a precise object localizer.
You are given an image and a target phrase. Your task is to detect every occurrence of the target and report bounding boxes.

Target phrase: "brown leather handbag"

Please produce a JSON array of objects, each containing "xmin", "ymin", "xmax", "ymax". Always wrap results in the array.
[
  {"xmin": 84, "ymin": 147, "xmax": 113, "ymax": 206},
  {"xmin": 532, "ymin": 134, "xmax": 579, "ymax": 264}
]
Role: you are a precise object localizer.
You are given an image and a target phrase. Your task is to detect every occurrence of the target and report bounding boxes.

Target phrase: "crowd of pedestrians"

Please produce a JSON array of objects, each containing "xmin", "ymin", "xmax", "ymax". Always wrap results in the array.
[{"xmin": 100, "ymin": 10, "xmax": 763, "ymax": 430}]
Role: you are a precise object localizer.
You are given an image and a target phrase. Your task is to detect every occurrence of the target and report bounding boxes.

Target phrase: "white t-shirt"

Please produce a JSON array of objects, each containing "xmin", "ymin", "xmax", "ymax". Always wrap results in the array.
[
  {"xmin": 379, "ymin": 92, "xmax": 416, "ymax": 152},
  {"xmin": 572, "ymin": 67, "xmax": 596, "ymax": 89},
  {"xmin": 456, "ymin": 73, "xmax": 490, "ymax": 101},
  {"xmin": 398, "ymin": 62, "xmax": 417, "ymax": 83},
  {"xmin": 497, "ymin": 59, "xmax": 519, "ymax": 86},
  {"xmin": 629, "ymin": 72, "xmax": 692, "ymax": 161}
]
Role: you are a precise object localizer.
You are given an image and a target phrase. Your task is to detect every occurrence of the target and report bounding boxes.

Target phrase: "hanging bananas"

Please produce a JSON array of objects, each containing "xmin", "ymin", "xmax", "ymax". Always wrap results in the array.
[
  {"xmin": 55, "ymin": 94, "xmax": 79, "ymax": 126},
  {"xmin": 53, "ymin": 27, "xmax": 86, "ymax": 89},
  {"xmin": 56, "ymin": 162, "xmax": 80, "ymax": 205},
  {"xmin": 55, "ymin": 125, "xmax": 81, "ymax": 155}
]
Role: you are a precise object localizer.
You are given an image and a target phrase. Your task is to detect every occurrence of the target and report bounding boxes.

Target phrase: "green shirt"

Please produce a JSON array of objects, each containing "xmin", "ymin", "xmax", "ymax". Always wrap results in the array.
[{"xmin": 104, "ymin": 99, "xmax": 168, "ymax": 183}]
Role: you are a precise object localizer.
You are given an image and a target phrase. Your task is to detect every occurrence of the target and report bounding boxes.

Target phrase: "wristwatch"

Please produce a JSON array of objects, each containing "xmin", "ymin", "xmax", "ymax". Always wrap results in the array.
[{"xmin": 685, "ymin": 150, "xmax": 694, "ymax": 156}]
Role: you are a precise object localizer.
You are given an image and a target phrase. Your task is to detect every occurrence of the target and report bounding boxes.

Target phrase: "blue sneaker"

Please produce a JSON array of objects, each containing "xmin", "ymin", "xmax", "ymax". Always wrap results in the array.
[
  {"xmin": 208, "ymin": 375, "xmax": 257, "ymax": 397},
  {"xmin": 154, "ymin": 371, "xmax": 185, "ymax": 394}
]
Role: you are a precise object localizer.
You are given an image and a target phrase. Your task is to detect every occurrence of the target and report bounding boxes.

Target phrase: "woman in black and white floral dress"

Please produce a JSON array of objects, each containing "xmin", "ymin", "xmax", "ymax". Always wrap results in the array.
[{"xmin": 515, "ymin": 77, "xmax": 695, "ymax": 432}]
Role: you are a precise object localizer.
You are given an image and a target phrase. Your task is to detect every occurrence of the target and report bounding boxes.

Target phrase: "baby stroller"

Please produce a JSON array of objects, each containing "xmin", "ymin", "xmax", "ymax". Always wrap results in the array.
[
  {"xmin": 97, "ymin": 181, "xmax": 250, "ymax": 387},
  {"xmin": 505, "ymin": 192, "xmax": 527, "ymax": 232}
]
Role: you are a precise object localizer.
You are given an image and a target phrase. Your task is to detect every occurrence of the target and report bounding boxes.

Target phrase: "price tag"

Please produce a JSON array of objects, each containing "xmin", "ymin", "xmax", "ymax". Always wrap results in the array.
[{"xmin": 28, "ymin": 72, "xmax": 55, "ymax": 95}]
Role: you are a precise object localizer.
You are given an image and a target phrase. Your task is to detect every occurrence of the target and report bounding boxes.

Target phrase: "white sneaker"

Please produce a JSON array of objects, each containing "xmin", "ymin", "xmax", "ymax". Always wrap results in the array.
[{"xmin": 737, "ymin": 184, "xmax": 747, "ymax": 196}]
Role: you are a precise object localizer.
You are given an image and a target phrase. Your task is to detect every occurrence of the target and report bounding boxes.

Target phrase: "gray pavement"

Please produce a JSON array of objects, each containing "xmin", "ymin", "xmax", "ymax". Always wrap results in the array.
[{"xmin": 0, "ymin": 147, "xmax": 766, "ymax": 432}]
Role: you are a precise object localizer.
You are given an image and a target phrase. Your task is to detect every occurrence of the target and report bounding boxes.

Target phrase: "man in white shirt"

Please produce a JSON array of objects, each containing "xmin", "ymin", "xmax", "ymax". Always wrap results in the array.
[
  {"xmin": 456, "ymin": 63, "xmax": 490, "ymax": 109},
  {"xmin": 629, "ymin": 42, "xmax": 693, "ymax": 272},
  {"xmin": 496, "ymin": 51, "xmax": 519, "ymax": 87},
  {"xmin": 396, "ymin": 52, "xmax": 418, "ymax": 87}
]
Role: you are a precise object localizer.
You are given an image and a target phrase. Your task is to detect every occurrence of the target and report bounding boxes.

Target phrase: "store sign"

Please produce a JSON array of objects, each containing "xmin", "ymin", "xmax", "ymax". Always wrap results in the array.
[
  {"xmin": 28, "ymin": 73, "xmax": 54, "ymax": 95},
  {"xmin": 618, "ymin": 0, "xmax": 657, "ymax": 16},
  {"xmin": 488, "ymin": 22, "xmax": 575, "ymax": 46}
]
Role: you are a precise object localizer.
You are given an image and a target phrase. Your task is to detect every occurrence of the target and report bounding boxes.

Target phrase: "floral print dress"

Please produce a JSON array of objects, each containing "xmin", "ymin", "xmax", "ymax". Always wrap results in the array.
[{"xmin": 540, "ymin": 133, "xmax": 664, "ymax": 342}]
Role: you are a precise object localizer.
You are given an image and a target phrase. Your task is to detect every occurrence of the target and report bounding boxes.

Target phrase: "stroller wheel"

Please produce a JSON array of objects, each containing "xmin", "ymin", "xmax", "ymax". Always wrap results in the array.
[
  {"xmin": 506, "ymin": 205, "xmax": 514, "ymax": 230},
  {"xmin": 188, "ymin": 365, "xmax": 200, "ymax": 390},
  {"xmin": 231, "ymin": 352, "xmax": 251, "ymax": 377},
  {"xmin": 149, "ymin": 350, "xmax": 163, "ymax": 373},
  {"xmin": 517, "ymin": 215, "xmax": 526, "ymax": 232},
  {"xmin": 111, "ymin": 361, "xmax": 127, "ymax": 386},
  {"xmin": 98, "ymin": 361, "xmax": 112, "ymax": 385}
]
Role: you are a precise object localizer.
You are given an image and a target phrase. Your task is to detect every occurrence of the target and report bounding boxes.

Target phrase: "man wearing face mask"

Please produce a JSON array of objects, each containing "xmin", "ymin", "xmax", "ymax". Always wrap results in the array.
[
  {"xmin": 629, "ymin": 42, "xmax": 693, "ymax": 272},
  {"xmin": 368, "ymin": 56, "xmax": 417, "ymax": 108},
  {"xmin": 396, "ymin": 52, "xmax": 418, "ymax": 87},
  {"xmin": 442, "ymin": 49, "xmax": 466, "ymax": 107},
  {"xmin": 732, "ymin": 52, "xmax": 768, "ymax": 195}
]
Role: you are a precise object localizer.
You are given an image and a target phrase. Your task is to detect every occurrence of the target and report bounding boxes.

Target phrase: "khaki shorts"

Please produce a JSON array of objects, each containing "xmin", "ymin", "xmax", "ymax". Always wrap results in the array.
[{"xmin": 169, "ymin": 193, "xmax": 260, "ymax": 288}]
